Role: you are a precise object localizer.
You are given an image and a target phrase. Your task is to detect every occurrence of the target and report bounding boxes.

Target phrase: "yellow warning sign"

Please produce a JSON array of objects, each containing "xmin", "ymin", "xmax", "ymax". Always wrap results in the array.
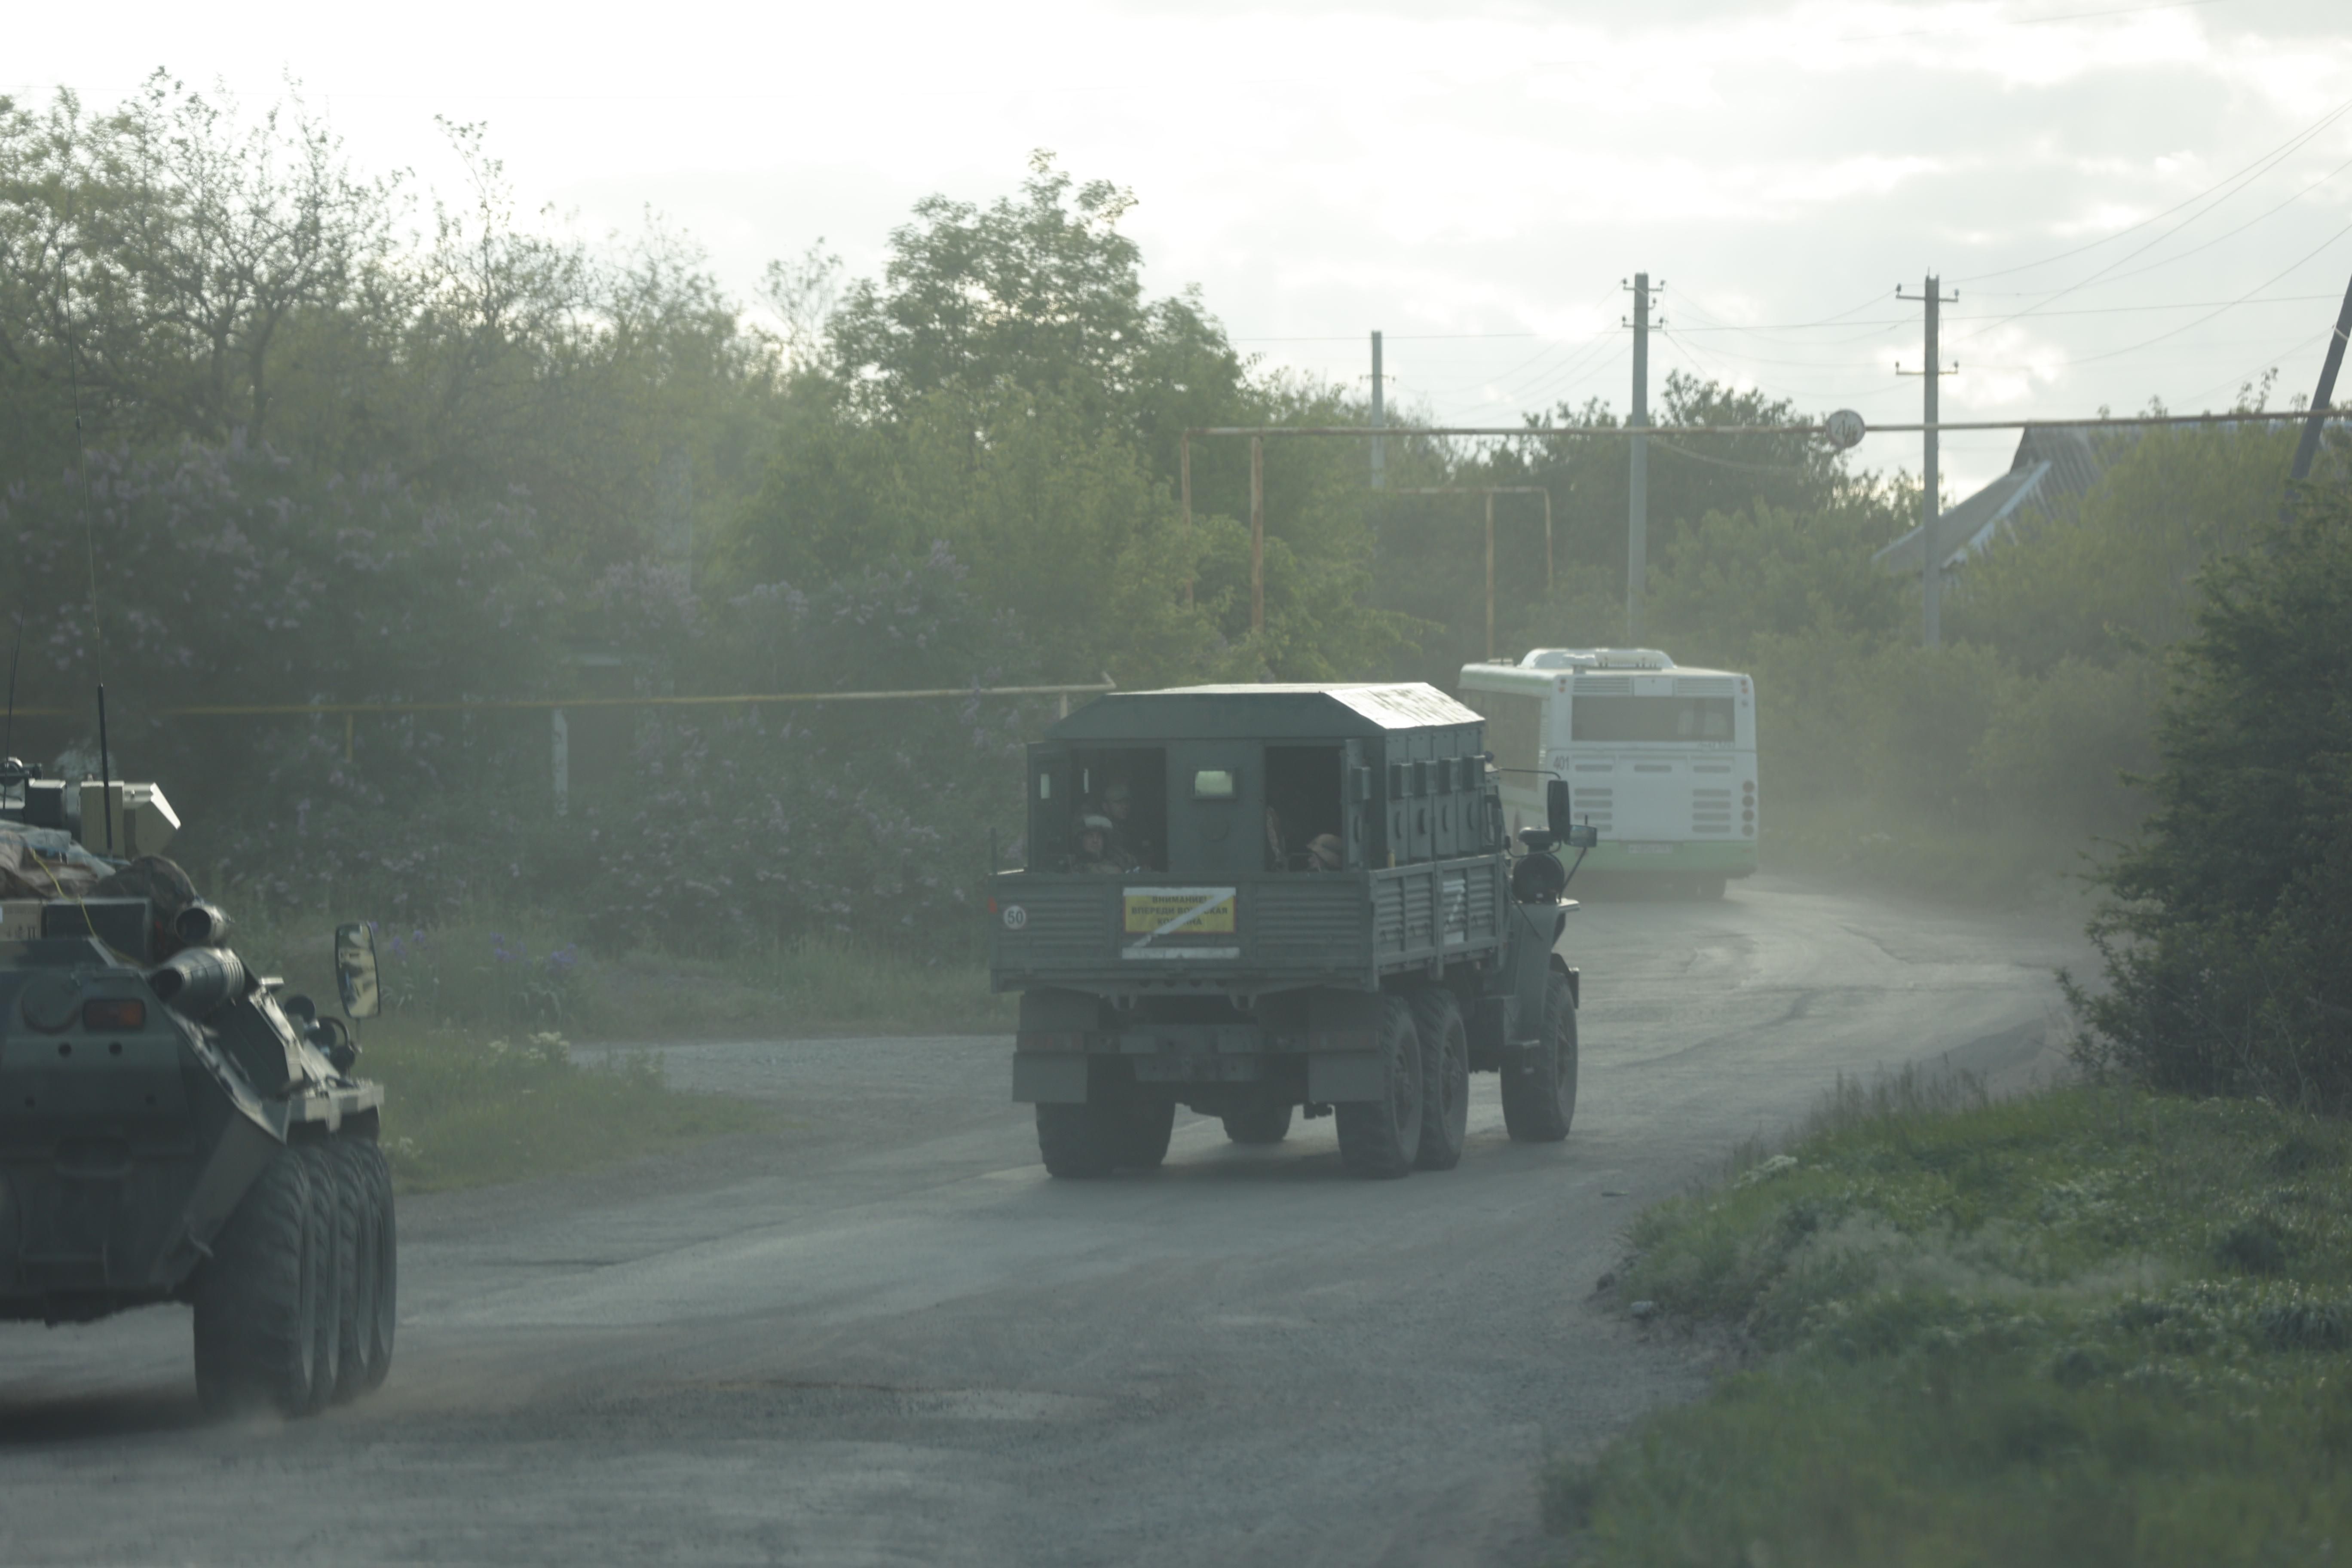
[{"xmin": 1123, "ymin": 887, "xmax": 1237, "ymax": 936}]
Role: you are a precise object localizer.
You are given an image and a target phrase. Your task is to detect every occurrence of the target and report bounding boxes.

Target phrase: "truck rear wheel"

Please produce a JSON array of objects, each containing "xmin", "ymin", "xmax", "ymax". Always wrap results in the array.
[
  {"xmin": 1336, "ymin": 995, "xmax": 1423, "ymax": 1179},
  {"xmin": 1502, "ymin": 970, "xmax": 1579, "ymax": 1142},
  {"xmin": 1115, "ymin": 1095, "xmax": 1176, "ymax": 1169},
  {"xmin": 1221, "ymin": 1104, "xmax": 1292, "ymax": 1145},
  {"xmin": 193, "ymin": 1143, "xmax": 320, "ymax": 1417},
  {"xmin": 1410, "ymin": 989, "xmax": 1469, "ymax": 1172},
  {"xmin": 1036, "ymin": 1103, "xmax": 1118, "ymax": 1178}
]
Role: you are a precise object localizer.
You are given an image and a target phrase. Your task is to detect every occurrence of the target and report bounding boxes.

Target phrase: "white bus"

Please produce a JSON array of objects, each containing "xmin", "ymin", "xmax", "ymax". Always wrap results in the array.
[{"xmin": 1458, "ymin": 648, "xmax": 1758, "ymax": 896}]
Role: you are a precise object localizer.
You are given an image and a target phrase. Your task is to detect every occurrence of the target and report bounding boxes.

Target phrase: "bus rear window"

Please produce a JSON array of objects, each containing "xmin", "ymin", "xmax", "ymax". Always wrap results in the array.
[{"xmin": 1572, "ymin": 695, "xmax": 1736, "ymax": 743}]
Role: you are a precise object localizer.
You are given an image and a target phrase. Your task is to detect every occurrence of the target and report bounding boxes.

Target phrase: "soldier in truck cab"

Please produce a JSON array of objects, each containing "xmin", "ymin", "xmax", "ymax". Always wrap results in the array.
[
  {"xmin": 1098, "ymin": 778, "xmax": 1153, "ymax": 868},
  {"xmin": 1072, "ymin": 813, "xmax": 1133, "ymax": 875}
]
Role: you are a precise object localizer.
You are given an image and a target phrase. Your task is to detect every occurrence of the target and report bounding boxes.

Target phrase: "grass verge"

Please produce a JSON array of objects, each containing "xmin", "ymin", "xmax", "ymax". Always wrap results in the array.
[
  {"xmin": 358, "ymin": 1021, "xmax": 771, "ymax": 1193},
  {"xmin": 228, "ymin": 918, "xmax": 777, "ymax": 1192},
  {"xmin": 1553, "ymin": 1075, "xmax": 2352, "ymax": 1566},
  {"xmin": 338, "ymin": 916, "xmax": 1014, "ymax": 1040}
]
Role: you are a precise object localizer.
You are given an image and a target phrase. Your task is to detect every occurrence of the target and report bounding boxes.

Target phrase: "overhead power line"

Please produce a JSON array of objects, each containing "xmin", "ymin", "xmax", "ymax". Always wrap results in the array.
[{"xmin": 1953, "ymin": 90, "xmax": 2352, "ymax": 287}]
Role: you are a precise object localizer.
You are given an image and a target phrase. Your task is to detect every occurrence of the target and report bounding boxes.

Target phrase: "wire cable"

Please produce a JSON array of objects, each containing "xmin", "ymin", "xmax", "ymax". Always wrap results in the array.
[
  {"xmin": 1952, "ymin": 90, "xmax": 2352, "ymax": 287},
  {"xmin": 2058, "ymin": 218, "xmax": 2352, "ymax": 367}
]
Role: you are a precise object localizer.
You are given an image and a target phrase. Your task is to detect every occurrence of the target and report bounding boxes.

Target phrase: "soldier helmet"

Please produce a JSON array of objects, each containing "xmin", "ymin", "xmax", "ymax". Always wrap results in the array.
[{"xmin": 1078, "ymin": 813, "xmax": 1114, "ymax": 836}]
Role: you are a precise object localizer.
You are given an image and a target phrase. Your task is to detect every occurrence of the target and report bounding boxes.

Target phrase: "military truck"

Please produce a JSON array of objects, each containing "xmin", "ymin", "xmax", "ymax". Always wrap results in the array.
[
  {"xmin": 988, "ymin": 684, "xmax": 1596, "ymax": 1179},
  {"xmin": 1, "ymin": 759, "xmax": 397, "ymax": 1416}
]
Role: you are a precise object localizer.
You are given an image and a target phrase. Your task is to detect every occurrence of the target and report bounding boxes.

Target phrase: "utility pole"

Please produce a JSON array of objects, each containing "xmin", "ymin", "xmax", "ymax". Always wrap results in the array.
[
  {"xmin": 1484, "ymin": 490, "xmax": 1497, "ymax": 662},
  {"xmin": 1250, "ymin": 434, "xmax": 1265, "ymax": 637},
  {"xmin": 1626, "ymin": 273, "xmax": 1655, "ymax": 643},
  {"xmin": 1370, "ymin": 330, "xmax": 1386, "ymax": 489},
  {"xmin": 2290, "ymin": 269, "xmax": 2352, "ymax": 484},
  {"xmin": 1898, "ymin": 275, "xmax": 1960, "ymax": 649}
]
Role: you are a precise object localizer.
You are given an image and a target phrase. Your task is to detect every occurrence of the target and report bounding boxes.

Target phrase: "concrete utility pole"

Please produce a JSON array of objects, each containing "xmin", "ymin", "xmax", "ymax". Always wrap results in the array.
[
  {"xmin": 1898, "ymin": 275, "xmax": 1960, "ymax": 649},
  {"xmin": 2290, "ymin": 269, "xmax": 2352, "ymax": 484},
  {"xmin": 1626, "ymin": 274, "xmax": 1653, "ymax": 643},
  {"xmin": 1370, "ymin": 330, "xmax": 1387, "ymax": 490},
  {"xmin": 1484, "ymin": 490, "xmax": 1497, "ymax": 662},
  {"xmin": 1250, "ymin": 434, "xmax": 1266, "ymax": 636}
]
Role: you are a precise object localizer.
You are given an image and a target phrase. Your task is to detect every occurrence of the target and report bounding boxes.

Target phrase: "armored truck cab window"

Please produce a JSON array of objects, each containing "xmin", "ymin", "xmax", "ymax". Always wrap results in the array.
[{"xmin": 1031, "ymin": 747, "xmax": 1167, "ymax": 871}]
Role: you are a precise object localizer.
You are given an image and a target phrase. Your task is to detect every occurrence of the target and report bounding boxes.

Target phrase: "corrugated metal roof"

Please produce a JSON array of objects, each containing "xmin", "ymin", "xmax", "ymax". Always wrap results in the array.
[
  {"xmin": 1877, "ymin": 417, "xmax": 2320, "ymax": 576},
  {"xmin": 1876, "ymin": 424, "xmax": 2153, "ymax": 574}
]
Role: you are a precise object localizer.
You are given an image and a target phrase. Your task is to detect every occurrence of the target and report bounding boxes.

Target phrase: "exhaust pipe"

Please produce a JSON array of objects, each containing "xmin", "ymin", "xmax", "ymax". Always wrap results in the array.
[{"xmin": 147, "ymin": 946, "xmax": 249, "ymax": 1017}]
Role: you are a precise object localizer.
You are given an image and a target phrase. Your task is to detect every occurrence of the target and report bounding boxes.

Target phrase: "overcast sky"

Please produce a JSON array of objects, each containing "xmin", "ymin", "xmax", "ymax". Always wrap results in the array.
[{"xmin": 14, "ymin": 0, "xmax": 2352, "ymax": 493}]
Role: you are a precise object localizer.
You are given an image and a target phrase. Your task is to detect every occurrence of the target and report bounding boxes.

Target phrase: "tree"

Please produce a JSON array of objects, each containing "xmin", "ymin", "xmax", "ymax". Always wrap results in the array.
[
  {"xmin": 2072, "ymin": 475, "xmax": 2352, "ymax": 1107},
  {"xmin": 724, "ymin": 155, "xmax": 1417, "ymax": 687}
]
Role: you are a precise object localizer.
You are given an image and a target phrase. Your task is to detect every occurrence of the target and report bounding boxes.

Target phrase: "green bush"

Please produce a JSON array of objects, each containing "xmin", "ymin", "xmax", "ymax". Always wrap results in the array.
[{"xmin": 2072, "ymin": 477, "xmax": 2352, "ymax": 1107}]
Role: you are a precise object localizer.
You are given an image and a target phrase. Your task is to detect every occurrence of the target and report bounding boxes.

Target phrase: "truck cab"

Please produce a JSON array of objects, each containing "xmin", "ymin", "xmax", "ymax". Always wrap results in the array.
[{"xmin": 989, "ymin": 683, "xmax": 1590, "ymax": 1180}]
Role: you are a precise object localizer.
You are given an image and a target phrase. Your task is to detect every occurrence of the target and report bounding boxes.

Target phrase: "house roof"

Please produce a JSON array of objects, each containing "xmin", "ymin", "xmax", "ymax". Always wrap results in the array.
[{"xmin": 1874, "ymin": 424, "xmax": 2151, "ymax": 574}]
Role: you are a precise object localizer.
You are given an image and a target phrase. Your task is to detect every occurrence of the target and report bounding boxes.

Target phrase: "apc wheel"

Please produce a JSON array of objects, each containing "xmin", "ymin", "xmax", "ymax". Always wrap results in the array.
[
  {"xmin": 1115, "ymin": 1094, "xmax": 1177, "ymax": 1170},
  {"xmin": 1222, "ymin": 1104, "xmax": 1293, "ymax": 1145},
  {"xmin": 294, "ymin": 1144, "xmax": 343, "ymax": 1415},
  {"xmin": 357, "ymin": 1139, "xmax": 396, "ymax": 1391},
  {"xmin": 1411, "ymin": 989, "xmax": 1470, "ymax": 1172},
  {"xmin": 1036, "ymin": 1103, "xmax": 1118, "ymax": 1178},
  {"xmin": 1502, "ymin": 969, "xmax": 1579, "ymax": 1143},
  {"xmin": 193, "ymin": 1143, "xmax": 320, "ymax": 1417},
  {"xmin": 1336, "ymin": 995, "xmax": 1424, "ymax": 1179},
  {"xmin": 328, "ymin": 1139, "xmax": 392, "ymax": 1402},
  {"xmin": 1696, "ymin": 873, "xmax": 1728, "ymax": 900}
]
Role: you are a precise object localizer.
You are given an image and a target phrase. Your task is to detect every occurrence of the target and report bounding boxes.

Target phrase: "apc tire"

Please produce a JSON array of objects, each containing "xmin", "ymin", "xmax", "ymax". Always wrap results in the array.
[
  {"xmin": 1336, "ymin": 995, "xmax": 1424, "ymax": 1179},
  {"xmin": 357, "ymin": 1139, "xmax": 397, "ymax": 1391},
  {"xmin": 1411, "ymin": 989, "xmax": 1470, "ymax": 1172},
  {"xmin": 1036, "ymin": 1103, "xmax": 1118, "ymax": 1179},
  {"xmin": 1115, "ymin": 1094, "xmax": 1177, "ymax": 1170},
  {"xmin": 1696, "ymin": 873, "xmax": 1727, "ymax": 900},
  {"xmin": 193, "ymin": 1143, "xmax": 319, "ymax": 1417},
  {"xmin": 294, "ymin": 1144, "xmax": 343, "ymax": 1415},
  {"xmin": 328, "ymin": 1139, "xmax": 389, "ymax": 1402},
  {"xmin": 1502, "ymin": 969, "xmax": 1579, "ymax": 1143},
  {"xmin": 1222, "ymin": 1104, "xmax": 1293, "ymax": 1145}
]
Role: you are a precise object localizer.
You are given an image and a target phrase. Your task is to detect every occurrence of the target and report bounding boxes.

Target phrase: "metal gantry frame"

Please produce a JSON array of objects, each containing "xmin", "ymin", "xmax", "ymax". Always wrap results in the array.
[{"xmin": 1385, "ymin": 487, "xmax": 1553, "ymax": 661}]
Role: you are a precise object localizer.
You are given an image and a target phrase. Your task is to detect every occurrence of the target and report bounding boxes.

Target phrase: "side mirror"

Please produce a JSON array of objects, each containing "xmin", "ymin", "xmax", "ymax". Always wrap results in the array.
[
  {"xmin": 334, "ymin": 922, "xmax": 381, "ymax": 1019},
  {"xmin": 1546, "ymin": 778, "xmax": 1572, "ymax": 837}
]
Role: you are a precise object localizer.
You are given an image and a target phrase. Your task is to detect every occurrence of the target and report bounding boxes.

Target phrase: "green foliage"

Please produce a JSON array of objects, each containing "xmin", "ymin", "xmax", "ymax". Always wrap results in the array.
[
  {"xmin": 1949, "ymin": 425, "xmax": 2295, "ymax": 675},
  {"xmin": 2073, "ymin": 476, "xmax": 2352, "ymax": 1107},
  {"xmin": 1562, "ymin": 1084, "xmax": 2352, "ymax": 1566},
  {"xmin": 366, "ymin": 1024, "xmax": 769, "ymax": 1192},
  {"xmin": 724, "ymin": 153, "xmax": 1417, "ymax": 688}
]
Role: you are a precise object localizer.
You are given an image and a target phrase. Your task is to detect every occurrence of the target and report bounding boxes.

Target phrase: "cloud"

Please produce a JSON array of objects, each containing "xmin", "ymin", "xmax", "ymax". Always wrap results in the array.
[{"xmin": 11, "ymin": 0, "xmax": 2352, "ymax": 493}]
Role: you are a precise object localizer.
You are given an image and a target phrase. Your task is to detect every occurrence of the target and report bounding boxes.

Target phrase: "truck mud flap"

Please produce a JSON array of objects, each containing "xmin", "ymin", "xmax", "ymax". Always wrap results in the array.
[
  {"xmin": 1012, "ymin": 1055, "xmax": 1090, "ymax": 1105},
  {"xmin": 1308, "ymin": 1054, "xmax": 1386, "ymax": 1103}
]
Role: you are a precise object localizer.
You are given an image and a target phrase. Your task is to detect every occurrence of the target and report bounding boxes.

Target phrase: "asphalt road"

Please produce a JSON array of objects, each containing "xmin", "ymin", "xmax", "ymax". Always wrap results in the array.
[{"xmin": 0, "ymin": 875, "xmax": 2088, "ymax": 1566}]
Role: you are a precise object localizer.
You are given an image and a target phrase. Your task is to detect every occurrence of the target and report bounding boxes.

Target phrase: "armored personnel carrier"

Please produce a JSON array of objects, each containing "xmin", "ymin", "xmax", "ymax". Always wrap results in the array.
[
  {"xmin": 988, "ymin": 683, "xmax": 1597, "ymax": 1179},
  {"xmin": 1, "ymin": 759, "xmax": 396, "ymax": 1415}
]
